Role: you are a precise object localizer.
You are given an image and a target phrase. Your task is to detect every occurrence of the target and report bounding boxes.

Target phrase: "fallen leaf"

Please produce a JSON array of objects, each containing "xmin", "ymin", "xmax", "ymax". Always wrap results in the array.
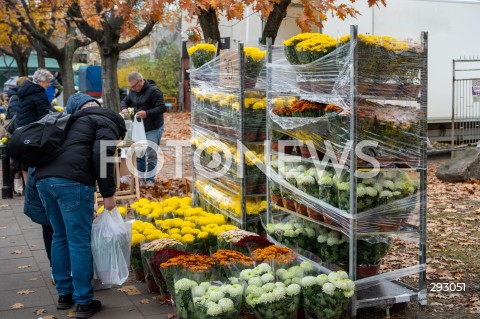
[
  {"xmin": 0, "ymin": 236, "xmax": 6, "ymax": 239},
  {"xmin": 66, "ymin": 310, "xmax": 76, "ymax": 318},
  {"xmin": 43, "ymin": 316, "xmax": 56, "ymax": 319},
  {"xmin": 17, "ymin": 265, "xmax": 32, "ymax": 269},
  {"xmin": 35, "ymin": 308, "xmax": 47, "ymax": 315},
  {"xmin": 0, "ymin": 204, "xmax": 9, "ymax": 208},
  {"xmin": 140, "ymin": 298, "xmax": 150, "ymax": 304},
  {"xmin": 10, "ymin": 303, "xmax": 24, "ymax": 309},
  {"xmin": 167, "ymin": 313, "xmax": 176, "ymax": 319},
  {"xmin": 117, "ymin": 285, "xmax": 141, "ymax": 295},
  {"xmin": 29, "ymin": 277, "xmax": 38, "ymax": 281},
  {"xmin": 11, "ymin": 250, "xmax": 23, "ymax": 255},
  {"xmin": 17, "ymin": 289, "xmax": 34, "ymax": 295}
]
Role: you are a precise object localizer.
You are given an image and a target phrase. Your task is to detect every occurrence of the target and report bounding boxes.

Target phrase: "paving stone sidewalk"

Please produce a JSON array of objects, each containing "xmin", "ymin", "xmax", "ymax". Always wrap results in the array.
[{"xmin": 0, "ymin": 197, "xmax": 175, "ymax": 319}]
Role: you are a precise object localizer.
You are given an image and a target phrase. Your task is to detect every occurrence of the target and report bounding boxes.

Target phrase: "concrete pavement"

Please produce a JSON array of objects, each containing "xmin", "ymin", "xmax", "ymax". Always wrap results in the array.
[{"xmin": 0, "ymin": 197, "xmax": 175, "ymax": 319}]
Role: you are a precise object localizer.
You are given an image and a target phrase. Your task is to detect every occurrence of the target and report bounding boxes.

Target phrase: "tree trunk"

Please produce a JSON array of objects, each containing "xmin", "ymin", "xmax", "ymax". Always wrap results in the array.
[
  {"xmin": 14, "ymin": 53, "xmax": 29, "ymax": 76},
  {"xmin": 100, "ymin": 51, "xmax": 120, "ymax": 112},
  {"xmin": 260, "ymin": 0, "xmax": 292, "ymax": 45},
  {"xmin": 198, "ymin": 7, "xmax": 222, "ymax": 51},
  {"xmin": 58, "ymin": 54, "xmax": 75, "ymax": 106},
  {"xmin": 37, "ymin": 50, "xmax": 46, "ymax": 69}
]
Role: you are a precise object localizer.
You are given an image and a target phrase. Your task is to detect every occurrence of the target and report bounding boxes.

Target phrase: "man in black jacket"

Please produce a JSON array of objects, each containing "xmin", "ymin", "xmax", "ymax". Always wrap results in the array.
[
  {"xmin": 36, "ymin": 93, "xmax": 126, "ymax": 319},
  {"xmin": 120, "ymin": 72, "xmax": 167, "ymax": 186}
]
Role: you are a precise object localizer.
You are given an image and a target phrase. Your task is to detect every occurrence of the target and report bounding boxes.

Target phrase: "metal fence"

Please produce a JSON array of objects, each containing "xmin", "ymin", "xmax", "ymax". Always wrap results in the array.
[{"xmin": 452, "ymin": 58, "xmax": 480, "ymax": 146}]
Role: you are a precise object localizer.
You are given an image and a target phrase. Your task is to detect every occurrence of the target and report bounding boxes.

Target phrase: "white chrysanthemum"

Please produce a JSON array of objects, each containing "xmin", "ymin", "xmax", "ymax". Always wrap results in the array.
[
  {"xmin": 192, "ymin": 286, "xmax": 206, "ymax": 298},
  {"xmin": 288, "ymin": 266, "xmax": 303, "ymax": 279},
  {"xmin": 248, "ymin": 277, "xmax": 263, "ymax": 287},
  {"xmin": 332, "ymin": 279, "xmax": 348, "ymax": 290},
  {"xmin": 256, "ymin": 263, "xmax": 271, "ymax": 274},
  {"xmin": 200, "ymin": 282, "xmax": 211, "ymax": 290},
  {"xmin": 218, "ymin": 298, "xmax": 234, "ymax": 312},
  {"xmin": 296, "ymin": 165, "xmax": 307, "ymax": 172},
  {"xmin": 286, "ymin": 284, "xmax": 301, "ymax": 296},
  {"xmin": 317, "ymin": 234, "xmax": 328, "ymax": 243},
  {"xmin": 219, "ymin": 284, "xmax": 231, "ymax": 294},
  {"xmin": 344, "ymin": 290, "xmax": 355, "ymax": 298},
  {"xmin": 261, "ymin": 273, "xmax": 275, "ymax": 284},
  {"xmin": 266, "ymin": 224, "xmax": 275, "ymax": 234},
  {"xmin": 275, "ymin": 281, "xmax": 285, "ymax": 288},
  {"xmin": 322, "ymin": 282, "xmax": 337, "ymax": 296},
  {"xmin": 258, "ymin": 292, "xmax": 275, "ymax": 304},
  {"xmin": 284, "ymin": 229, "xmax": 296, "ymax": 237},
  {"xmin": 208, "ymin": 290, "xmax": 225, "ymax": 303},
  {"xmin": 240, "ymin": 269, "xmax": 254, "ymax": 281},
  {"xmin": 300, "ymin": 261, "xmax": 314, "ymax": 272},
  {"xmin": 316, "ymin": 274, "xmax": 329, "ymax": 286},
  {"xmin": 228, "ymin": 284, "xmax": 244, "ymax": 297},
  {"xmin": 206, "ymin": 303, "xmax": 223, "ymax": 316},
  {"xmin": 291, "ymin": 277, "xmax": 302, "ymax": 286},
  {"xmin": 283, "ymin": 279, "xmax": 292, "ymax": 286},
  {"xmin": 366, "ymin": 186, "xmax": 378, "ymax": 197},
  {"xmin": 193, "ymin": 297, "xmax": 204, "ymax": 305},
  {"xmin": 276, "ymin": 268, "xmax": 288, "ymax": 280},
  {"xmin": 272, "ymin": 287, "xmax": 286, "ymax": 301},
  {"xmin": 246, "ymin": 294, "xmax": 258, "ymax": 306},
  {"xmin": 293, "ymin": 222, "xmax": 303, "ymax": 230},
  {"xmin": 335, "ymin": 271, "xmax": 349, "ymax": 280},
  {"xmin": 305, "ymin": 227, "xmax": 316, "ymax": 238},
  {"xmin": 174, "ymin": 278, "xmax": 196, "ymax": 291},
  {"xmin": 294, "ymin": 228, "xmax": 305, "ymax": 236},
  {"xmin": 327, "ymin": 231, "xmax": 339, "ymax": 238},
  {"xmin": 302, "ymin": 276, "xmax": 318, "ymax": 287},
  {"xmin": 262, "ymin": 283, "xmax": 276, "ymax": 292},
  {"xmin": 344, "ymin": 280, "xmax": 355, "ymax": 292},
  {"xmin": 357, "ymin": 184, "xmax": 367, "ymax": 197},
  {"xmin": 327, "ymin": 237, "xmax": 340, "ymax": 246}
]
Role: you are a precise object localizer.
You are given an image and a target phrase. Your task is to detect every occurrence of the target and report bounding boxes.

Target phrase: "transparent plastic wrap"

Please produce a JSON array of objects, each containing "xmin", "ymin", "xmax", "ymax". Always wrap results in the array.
[
  {"xmin": 191, "ymin": 126, "xmax": 266, "ymax": 195},
  {"xmin": 268, "ymin": 36, "xmax": 427, "ymax": 168},
  {"xmin": 267, "ymin": 161, "xmax": 421, "ymax": 234},
  {"xmin": 190, "ymin": 47, "xmax": 268, "ymax": 142},
  {"xmin": 194, "ymin": 176, "xmax": 266, "ymax": 230}
]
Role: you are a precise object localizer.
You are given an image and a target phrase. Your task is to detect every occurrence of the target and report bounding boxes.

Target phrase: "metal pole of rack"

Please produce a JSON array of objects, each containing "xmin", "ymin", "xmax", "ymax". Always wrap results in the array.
[
  {"xmin": 348, "ymin": 25, "xmax": 359, "ymax": 318},
  {"xmin": 189, "ymin": 58, "xmax": 197, "ymax": 203},
  {"xmin": 418, "ymin": 31, "xmax": 429, "ymax": 306},
  {"xmin": 239, "ymin": 42, "xmax": 247, "ymax": 230},
  {"xmin": 265, "ymin": 38, "xmax": 273, "ymax": 225}
]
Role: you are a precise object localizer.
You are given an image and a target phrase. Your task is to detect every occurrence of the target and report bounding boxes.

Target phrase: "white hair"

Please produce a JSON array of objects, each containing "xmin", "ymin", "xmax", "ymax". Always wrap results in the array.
[
  {"xmin": 127, "ymin": 72, "xmax": 143, "ymax": 82},
  {"xmin": 33, "ymin": 68, "xmax": 54, "ymax": 83}
]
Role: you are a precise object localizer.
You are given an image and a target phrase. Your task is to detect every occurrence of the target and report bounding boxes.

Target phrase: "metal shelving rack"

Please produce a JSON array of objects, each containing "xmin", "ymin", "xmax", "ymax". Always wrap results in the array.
[
  {"xmin": 265, "ymin": 26, "xmax": 428, "ymax": 317},
  {"xmin": 190, "ymin": 43, "xmax": 267, "ymax": 230}
]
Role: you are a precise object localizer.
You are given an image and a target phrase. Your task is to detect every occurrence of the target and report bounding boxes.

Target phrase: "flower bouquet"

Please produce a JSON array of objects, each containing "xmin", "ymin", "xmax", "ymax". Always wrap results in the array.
[
  {"xmin": 251, "ymin": 245, "xmax": 298, "ymax": 269},
  {"xmin": 141, "ymin": 239, "xmax": 184, "ymax": 293},
  {"xmin": 297, "ymin": 173, "xmax": 319, "ymax": 198},
  {"xmin": 294, "ymin": 33, "xmax": 338, "ymax": 65},
  {"xmin": 283, "ymin": 33, "xmax": 319, "ymax": 65},
  {"xmin": 192, "ymin": 281, "xmax": 244, "ymax": 319},
  {"xmin": 212, "ymin": 249, "xmax": 254, "ymax": 279},
  {"xmin": 160, "ymin": 254, "xmax": 215, "ymax": 300},
  {"xmin": 357, "ymin": 236, "xmax": 392, "ymax": 278},
  {"xmin": 174, "ymin": 278, "xmax": 198, "ymax": 319},
  {"xmin": 302, "ymin": 271, "xmax": 355, "ymax": 319},
  {"xmin": 150, "ymin": 248, "xmax": 188, "ymax": 296},
  {"xmin": 242, "ymin": 263, "xmax": 302, "ymax": 319},
  {"xmin": 316, "ymin": 227, "xmax": 349, "ymax": 266},
  {"xmin": 217, "ymin": 229, "xmax": 259, "ymax": 250},
  {"xmin": 291, "ymin": 100, "xmax": 325, "ymax": 118},
  {"xmin": 188, "ymin": 43, "xmax": 217, "ymax": 69},
  {"xmin": 270, "ymin": 221, "xmax": 317, "ymax": 254},
  {"xmin": 244, "ymin": 47, "xmax": 267, "ymax": 89},
  {"xmin": 231, "ymin": 236, "xmax": 273, "ymax": 256}
]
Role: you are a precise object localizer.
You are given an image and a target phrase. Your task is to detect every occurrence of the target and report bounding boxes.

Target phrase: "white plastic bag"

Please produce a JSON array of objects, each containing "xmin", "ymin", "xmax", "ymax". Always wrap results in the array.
[
  {"xmin": 91, "ymin": 207, "xmax": 131, "ymax": 286},
  {"xmin": 131, "ymin": 118, "xmax": 147, "ymax": 157}
]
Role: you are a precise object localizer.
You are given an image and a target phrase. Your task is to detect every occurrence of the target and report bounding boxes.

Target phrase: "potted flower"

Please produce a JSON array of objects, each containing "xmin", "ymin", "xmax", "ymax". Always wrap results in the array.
[
  {"xmin": 244, "ymin": 47, "xmax": 267, "ymax": 89},
  {"xmin": 188, "ymin": 43, "xmax": 217, "ymax": 69},
  {"xmin": 357, "ymin": 236, "xmax": 392, "ymax": 278},
  {"xmin": 294, "ymin": 33, "xmax": 338, "ymax": 64},
  {"xmin": 283, "ymin": 33, "xmax": 319, "ymax": 65},
  {"xmin": 270, "ymin": 182, "xmax": 283, "ymax": 207},
  {"xmin": 174, "ymin": 278, "xmax": 198, "ymax": 319},
  {"xmin": 316, "ymin": 227, "xmax": 349, "ymax": 268},
  {"xmin": 192, "ymin": 281, "xmax": 244, "ymax": 319},
  {"xmin": 212, "ymin": 249, "xmax": 254, "ymax": 279},
  {"xmin": 244, "ymin": 98, "xmax": 267, "ymax": 142},
  {"xmin": 302, "ymin": 271, "xmax": 355, "ymax": 319}
]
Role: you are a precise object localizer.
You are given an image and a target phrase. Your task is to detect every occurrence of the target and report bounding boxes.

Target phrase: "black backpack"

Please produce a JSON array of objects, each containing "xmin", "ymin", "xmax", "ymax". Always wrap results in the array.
[{"xmin": 8, "ymin": 112, "xmax": 75, "ymax": 167}]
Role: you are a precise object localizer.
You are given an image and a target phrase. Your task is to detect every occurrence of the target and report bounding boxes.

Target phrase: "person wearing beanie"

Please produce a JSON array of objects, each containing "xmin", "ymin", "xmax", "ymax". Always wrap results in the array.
[{"xmin": 35, "ymin": 93, "xmax": 126, "ymax": 319}]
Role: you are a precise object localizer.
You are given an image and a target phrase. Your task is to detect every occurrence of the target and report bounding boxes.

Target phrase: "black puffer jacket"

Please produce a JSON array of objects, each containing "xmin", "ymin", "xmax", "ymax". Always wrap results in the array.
[
  {"xmin": 6, "ymin": 87, "xmax": 19, "ymax": 120},
  {"xmin": 16, "ymin": 81, "xmax": 52, "ymax": 127},
  {"xmin": 120, "ymin": 80, "xmax": 167, "ymax": 132},
  {"xmin": 35, "ymin": 107, "xmax": 127, "ymax": 197}
]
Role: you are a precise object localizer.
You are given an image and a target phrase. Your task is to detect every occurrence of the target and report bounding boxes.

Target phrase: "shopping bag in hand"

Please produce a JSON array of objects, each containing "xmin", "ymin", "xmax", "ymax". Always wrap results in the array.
[
  {"xmin": 131, "ymin": 118, "xmax": 147, "ymax": 157},
  {"xmin": 91, "ymin": 207, "xmax": 131, "ymax": 286}
]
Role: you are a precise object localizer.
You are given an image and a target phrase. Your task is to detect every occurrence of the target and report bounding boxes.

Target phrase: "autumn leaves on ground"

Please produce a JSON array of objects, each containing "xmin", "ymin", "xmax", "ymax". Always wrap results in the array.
[{"xmin": 148, "ymin": 113, "xmax": 480, "ymax": 318}]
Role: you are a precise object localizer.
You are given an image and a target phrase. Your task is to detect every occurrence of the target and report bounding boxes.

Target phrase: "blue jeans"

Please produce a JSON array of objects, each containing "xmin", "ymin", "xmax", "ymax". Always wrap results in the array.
[
  {"xmin": 36, "ymin": 178, "xmax": 95, "ymax": 305},
  {"xmin": 137, "ymin": 125, "xmax": 164, "ymax": 182}
]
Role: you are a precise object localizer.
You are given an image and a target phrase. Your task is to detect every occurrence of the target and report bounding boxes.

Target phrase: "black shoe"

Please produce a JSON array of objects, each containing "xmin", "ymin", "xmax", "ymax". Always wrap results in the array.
[
  {"xmin": 76, "ymin": 300, "xmax": 102, "ymax": 318},
  {"xmin": 57, "ymin": 294, "xmax": 74, "ymax": 310}
]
